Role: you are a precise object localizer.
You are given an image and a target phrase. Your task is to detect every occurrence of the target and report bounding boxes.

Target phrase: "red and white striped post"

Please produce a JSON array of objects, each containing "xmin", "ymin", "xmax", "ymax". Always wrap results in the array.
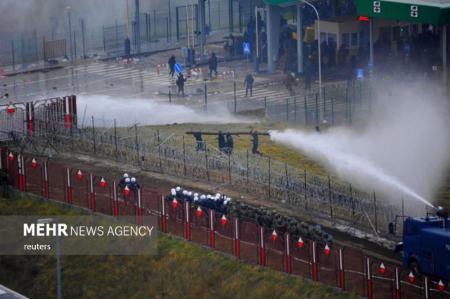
[
  {"xmin": 395, "ymin": 267, "xmax": 401, "ymax": 299},
  {"xmin": 258, "ymin": 226, "xmax": 266, "ymax": 266},
  {"xmin": 424, "ymin": 276, "xmax": 429, "ymax": 299},
  {"xmin": 137, "ymin": 188, "xmax": 143, "ymax": 225},
  {"xmin": 26, "ymin": 103, "xmax": 34, "ymax": 135},
  {"xmin": 233, "ymin": 218, "xmax": 240, "ymax": 258},
  {"xmin": 366, "ymin": 257, "xmax": 373, "ymax": 299},
  {"xmin": 17, "ymin": 154, "xmax": 26, "ymax": 191},
  {"xmin": 338, "ymin": 248, "xmax": 345, "ymax": 289},
  {"xmin": 311, "ymin": 241, "xmax": 318, "ymax": 281},
  {"xmin": 209, "ymin": 209, "xmax": 215, "ymax": 248},
  {"xmin": 285, "ymin": 233, "xmax": 292, "ymax": 273},
  {"xmin": 160, "ymin": 196, "xmax": 167, "ymax": 233},
  {"xmin": 64, "ymin": 97, "xmax": 71, "ymax": 129},
  {"xmin": 113, "ymin": 181, "xmax": 119, "ymax": 216},
  {"xmin": 89, "ymin": 174, "xmax": 95, "ymax": 211},
  {"xmin": 184, "ymin": 201, "xmax": 191, "ymax": 240},
  {"xmin": 43, "ymin": 161, "xmax": 49, "ymax": 198},
  {"xmin": 65, "ymin": 168, "xmax": 72, "ymax": 204}
]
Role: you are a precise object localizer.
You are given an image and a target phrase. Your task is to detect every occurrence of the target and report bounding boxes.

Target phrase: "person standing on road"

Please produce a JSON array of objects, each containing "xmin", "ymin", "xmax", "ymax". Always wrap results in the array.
[
  {"xmin": 208, "ymin": 52, "xmax": 218, "ymax": 78},
  {"xmin": 285, "ymin": 72, "xmax": 297, "ymax": 96},
  {"xmin": 193, "ymin": 132, "xmax": 204, "ymax": 151},
  {"xmin": 251, "ymin": 130, "xmax": 261, "ymax": 155},
  {"xmin": 168, "ymin": 55, "xmax": 176, "ymax": 78},
  {"xmin": 176, "ymin": 73, "xmax": 187, "ymax": 96},
  {"xmin": 244, "ymin": 73, "xmax": 254, "ymax": 97},
  {"xmin": 218, "ymin": 131, "xmax": 226, "ymax": 153}
]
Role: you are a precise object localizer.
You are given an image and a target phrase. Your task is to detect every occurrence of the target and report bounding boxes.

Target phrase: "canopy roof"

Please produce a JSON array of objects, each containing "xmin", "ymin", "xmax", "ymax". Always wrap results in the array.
[
  {"xmin": 263, "ymin": 0, "xmax": 450, "ymax": 24},
  {"xmin": 355, "ymin": 0, "xmax": 450, "ymax": 24}
]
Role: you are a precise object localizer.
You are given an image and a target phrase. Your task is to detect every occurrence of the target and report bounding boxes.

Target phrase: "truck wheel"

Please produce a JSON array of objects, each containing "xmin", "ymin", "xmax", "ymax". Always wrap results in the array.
[{"xmin": 409, "ymin": 261, "xmax": 420, "ymax": 276}]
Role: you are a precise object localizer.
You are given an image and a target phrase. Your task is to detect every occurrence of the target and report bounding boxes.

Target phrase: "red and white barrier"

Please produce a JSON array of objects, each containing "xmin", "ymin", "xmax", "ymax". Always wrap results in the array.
[
  {"xmin": 311, "ymin": 241, "xmax": 318, "ymax": 281},
  {"xmin": 161, "ymin": 196, "xmax": 167, "ymax": 233},
  {"xmin": 137, "ymin": 188, "xmax": 143, "ymax": 225},
  {"xmin": 258, "ymin": 226, "xmax": 266, "ymax": 266},
  {"xmin": 209, "ymin": 209, "xmax": 215, "ymax": 248},
  {"xmin": 89, "ymin": 173, "xmax": 95, "ymax": 211},
  {"xmin": 234, "ymin": 218, "xmax": 240, "ymax": 258},
  {"xmin": 113, "ymin": 181, "xmax": 119, "ymax": 217},
  {"xmin": 339, "ymin": 248, "xmax": 345, "ymax": 289},
  {"xmin": 184, "ymin": 200, "xmax": 191, "ymax": 240},
  {"xmin": 367, "ymin": 257, "xmax": 373, "ymax": 299},
  {"xmin": 65, "ymin": 167, "xmax": 73, "ymax": 204},
  {"xmin": 395, "ymin": 267, "xmax": 401, "ymax": 299},
  {"xmin": 285, "ymin": 233, "xmax": 291, "ymax": 273}
]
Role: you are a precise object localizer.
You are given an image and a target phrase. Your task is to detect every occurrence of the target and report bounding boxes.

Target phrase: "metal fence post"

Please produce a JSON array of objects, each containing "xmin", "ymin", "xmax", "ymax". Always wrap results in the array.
[
  {"xmin": 169, "ymin": 90, "xmax": 172, "ymax": 104},
  {"xmin": 328, "ymin": 176, "xmax": 333, "ymax": 218},
  {"xmin": 233, "ymin": 81, "xmax": 237, "ymax": 113},
  {"xmin": 264, "ymin": 96, "xmax": 267, "ymax": 110},
  {"xmin": 160, "ymin": 196, "xmax": 167, "ymax": 233},
  {"xmin": 113, "ymin": 181, "xmax": 119, "ymax": 217},
  {"xmin": 228, "ymin": 154, "xmax": 231, "ymax": 184},
  {"xmin": 367, "ymin": 257, "xmax": 373, "ymax": 299},
  {"xmin": 91, "ymin": 116, "xmax": 96, "ymax": 154},
  {"xmin": 268, "ymin": 157, "xmax": 271, "ymax": 198},
  {"xmin": 182, "ymin": 136, "xmax": 187, "ymax": 176},
  {"xmin": 89, "ymin": 173, "xmax": 95, "ymax": 211},
  {"xmin": 204, "ymin": 82, "xmax": 208, "ymax": 112},
  {"xmin": 285, "ymin": 233, "xmax": 292, "ymax": 273},
  {"xmin": 234, "ymin": 217, "xmax": 240, "ymax": 258},
  {"xmin": 134, "ymin": 124, "xmax": 139, "ymax": 163},
  {"xmin": 209, "ymin": 209, "xmax": 215, "ymax": 248},
  {"xmin": 304, "ymin": 95, "xmax": 308, "ymax": 125},
  {"xmin": 137, "ymin": 188, "xmax": 143, "ymax": 225},
  {"xmin": 339, "ymin": 248, "xmax": 345, "ymax": 289},
  {"xmin": 331, "ymin": 97, "xmax": 335, "ymax": 126},
  {"xmin": 43, "ymin": 160, "xmax": 49, "ymax": 198},
  {"xmin": 294, "ymin": 97, "xmax": 297, "ymax": 121},
  {"xmin": 315, "ymin": 93, "xmax": 319, "ymax": 127},
  {"xmin": 11, "ymin": 40, "xmax": 15, "ymax": 71},
  {"xmin": 65, "ymin": 167, "xmax": 72, "ymax": 204},
  {"xmin": 286, "ymin": 98, "xmax": 289, "ymax": 121},
  {"xmin": 114, "ymin": 119, "xmax": 118, "ymax": 160},
  {"xmin": 350, "ymin": 184, "xmax": 354, "ymax": 219},
  {"xmin": 311, "ymin": 241, "xmax": 318, "ymax": 281},
  {"xmin": 424, "ymin": 276, "xmax": 429, "ymax": 299},
  {"xmin": 184, "ymin": 200, "xmax": 191, "ymax": 240},
  {"xmin": 258, "ymin": 225, "xmax": 266, "ymax": 266},
  {"xmin": 304, "ymin": 169, "xmax": 308, "ymax": 210},
  {"xmin": 373, "ymin": 192, "xmax": 378, "ymax": 232},
  {"xmin": 246, "ymin": 150, "xmax": 249, "ymax": 190},
  {"xmin": 395, "ymin": 267, "xmax": 401, "ymax": 299},
  {"xmin": 205, "ymin": 143, "xmax": 210, "ymax": 181}
]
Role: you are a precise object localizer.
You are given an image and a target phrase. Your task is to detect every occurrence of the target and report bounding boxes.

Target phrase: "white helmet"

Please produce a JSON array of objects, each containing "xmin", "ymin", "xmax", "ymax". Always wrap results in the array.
[
  {"xmin": 175, "ymin": 186, "xmax": 181, "ymax": 192},
  {"xmin": 188, "ymin": 191, "xmax": 192, "ymax": 196},
  {"xmin": 200, "ymin": 195, "xmax": 206, "ymax": 200},
  {"xmin": 171, "ymin": 188, "xmax": 176, "ymax": 196},
  {"xmin": 182, "ymin": 190, "xmax": 188, "ymax": 195},
  {"xmin": 125, "ymin": 177, "xmax": 131, "ymax": 183},
  {"xmin": 194, "ymin": 193, "xmax": 199, "ymax": 197},
  {"xmin": 194, "ymin": 196, "xmax": 199, "ymax": 202},
  {"xmin": 216, "ymin": 193, "xmax": 221, "ymax": 198},
  {"xmin": 123, "ymin": 173, "xmax": 129, "ymax": 178},
  {"xmin": 131, "ymin": 177, "xmax": 136, "ymax": 183}
]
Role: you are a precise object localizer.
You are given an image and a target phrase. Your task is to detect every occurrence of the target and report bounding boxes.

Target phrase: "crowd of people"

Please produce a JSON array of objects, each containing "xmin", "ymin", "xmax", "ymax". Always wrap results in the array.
[
  {"xmin": 170, "ymin": 186, "xmax": 232, "ymax": 215},
  {"xmin": 118, "ymin": 173, "xmax": 140, "ymax": 192}
]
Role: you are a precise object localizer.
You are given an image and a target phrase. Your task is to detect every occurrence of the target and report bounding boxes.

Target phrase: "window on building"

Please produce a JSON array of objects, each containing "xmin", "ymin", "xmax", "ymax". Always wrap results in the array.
[
  {"xmin": 341, "ymin": 32, "xmax": 350, "ymax": 46},
  {"xmin": 351, "ymin": 32, "xmax": 358, "ymax": 46}
]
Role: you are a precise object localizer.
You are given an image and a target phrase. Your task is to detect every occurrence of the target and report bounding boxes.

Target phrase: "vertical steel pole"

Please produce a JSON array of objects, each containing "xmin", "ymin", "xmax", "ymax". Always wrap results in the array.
[
  {"xmin": 285, "ymin": 233, "xmax": 292, "ymax": 273},
  {"xmin": 209, "ymin": 209, "xmax": 215, "ymax": 248},
  {"xmin": 89, "ymin": 173, "xmax": 95, "ymax": 211},
  {"xmin": 234, "ymin": 217, "xmax": 240, "ymax": 258},
  {"xmin": 258, "ymin": 226, "xmax": 266, "ymax": 266}
]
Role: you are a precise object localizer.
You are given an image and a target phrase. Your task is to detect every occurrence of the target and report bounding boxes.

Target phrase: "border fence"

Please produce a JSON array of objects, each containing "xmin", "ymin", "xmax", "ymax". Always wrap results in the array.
[{"xmin": 2, "ymin": 148, "xmax": 449, "ymax": 299}]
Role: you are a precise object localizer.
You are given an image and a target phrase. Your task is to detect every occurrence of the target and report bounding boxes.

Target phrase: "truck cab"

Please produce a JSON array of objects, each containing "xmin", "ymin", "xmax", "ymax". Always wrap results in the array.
[{"xmin": 401, "ymin": 216, "xmax": 450, "ymax": 281}]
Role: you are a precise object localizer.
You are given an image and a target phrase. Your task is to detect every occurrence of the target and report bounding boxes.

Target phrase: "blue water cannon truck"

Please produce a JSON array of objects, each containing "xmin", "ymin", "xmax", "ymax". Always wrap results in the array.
[{"xmin": 394, "ymin": 207, "xmax": 450, "ymax": 281}]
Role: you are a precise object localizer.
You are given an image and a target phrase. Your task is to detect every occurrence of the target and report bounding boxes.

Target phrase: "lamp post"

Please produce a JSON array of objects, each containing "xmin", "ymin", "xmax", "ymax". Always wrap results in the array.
[
  {"xmin": 38, "ymin": 218, "xmax": 61, "ymax": 299},
  {"xmin": 298, "ymin": 0, "xmax": 322, "ymax": 103}
]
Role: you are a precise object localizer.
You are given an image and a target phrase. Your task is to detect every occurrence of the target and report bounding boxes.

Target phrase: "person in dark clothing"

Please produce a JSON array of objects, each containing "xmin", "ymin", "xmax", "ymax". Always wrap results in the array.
[
  {"xmin": 225, "ymin": 133, "xmax": 234, "ymax": 155},
  {"xmin": 285, "ymin": 72, "xmax": 297, "ymax": 96},
  {"xmin": 193, "ymin": 132, "xmax": 204, "ymax": 151},
  {"xmin": 168, "ymin": 55, "xmax": 176, "ymax": 78},
  {"xmin": 130, "ymin": 177, "xmax": 140, "ymax": 191},
  {"xmin": 208, "ymin": 52, "xmax": 218, "ymax": 78},
  {"xmin": 251, "ymin": 130, "xmax": 261, "ymax": 155},
  {"xmin": 176, "ymin": 73, "xmax": 187, "ymax": 96},
  {"xmin": 119, "ymin": 173, "xmax": 130, "ymax": 189},
  {"xmin": 218, "ymin": 131, "xmax": 226, "ymax": 152},
  {"xmin": 244, "ymin": 73, "xmax": 254, "ymax": 97}
]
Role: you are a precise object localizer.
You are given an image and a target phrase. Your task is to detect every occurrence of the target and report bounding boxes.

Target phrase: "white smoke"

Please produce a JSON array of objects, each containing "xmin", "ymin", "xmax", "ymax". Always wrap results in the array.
[
  {"xmin": 270, "ymin": 84, "xmax": 450, "ymax": 209},
  {"xmin": 77, "ymin": 94, "xmax": 251, "ymax": 127}
]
